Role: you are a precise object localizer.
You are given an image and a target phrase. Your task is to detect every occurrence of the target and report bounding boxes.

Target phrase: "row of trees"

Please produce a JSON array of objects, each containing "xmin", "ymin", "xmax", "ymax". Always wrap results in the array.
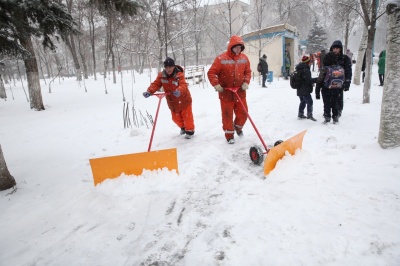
[{"xmin": 1, "ymin": 0, "xmax": 376, "ymax": 107}]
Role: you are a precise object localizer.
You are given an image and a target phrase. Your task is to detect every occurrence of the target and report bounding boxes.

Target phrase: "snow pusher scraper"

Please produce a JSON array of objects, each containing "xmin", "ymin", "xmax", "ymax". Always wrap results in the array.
[
  {"xmin": 89, "ymin": 92, "xmax": 178, "ymax": 185},
  {"xmin": 225, "ymin": 87, "xmax": 306, "ymax": 176}
]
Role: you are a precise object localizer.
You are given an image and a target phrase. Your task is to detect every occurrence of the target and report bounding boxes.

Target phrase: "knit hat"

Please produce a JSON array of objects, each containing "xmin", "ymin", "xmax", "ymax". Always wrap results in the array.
[
  {"xmin": 301, "ymin": 55, "xmax": 311, "ymax": 63},
  {"xmin": 323, "ymin": 51, "xmax": 338, "ymax": 66},
  {"xmin": 262, "ymin": 54, "xmax": 267, "ymax": 59},
  {"xmin": 163, "ymin": 57, "xmax": 175, "ymax": 67}
]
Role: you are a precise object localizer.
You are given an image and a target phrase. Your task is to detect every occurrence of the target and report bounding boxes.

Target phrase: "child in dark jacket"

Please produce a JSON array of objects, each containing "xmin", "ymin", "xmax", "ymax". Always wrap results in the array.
[
  {"xmin": 295, "ymin": 55, "xmax": 317, "ymax": 121},
  {"xmin": 315, "ymin": 52, "xmax": 343, "ymax": 124}
]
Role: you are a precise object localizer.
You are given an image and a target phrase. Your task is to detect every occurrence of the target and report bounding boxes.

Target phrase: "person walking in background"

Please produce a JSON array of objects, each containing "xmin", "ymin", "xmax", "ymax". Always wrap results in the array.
[
  {"xmin": 315, "ymin": 52, "xmax": 345, "ymax": 124},
  {"xmin": 258, "ymin": 54, "xmax": 269, "ymax": 88},
  {"xmin": 207, "ymin": 35, "xmax": 251, "ymax": 144},
  {"xmin": 378, "ymin": 50, "xmax": 386, "ymax": 86},
  {"xmin": 316, "ymin": 51, "xmax": 321, "ymax": 71},
  {"xmin": 284, "ymin": 50, "xmax": 291, "ymax": 79},
  {"xmin": 346, "ymin": 48, "xmax": 354, "ymax": 63},
  {"xmin": 294, "ymin": 55, "xmax": 317, "ymax": 121},
  {"xmin": 143, "ymin": 57, "xmax": 195, "ymax": 139},
  {"xmin": 319, "ymin": 49, "xmax": 327, "ymax": 71},
  {"xmin": 361, "ymin": 52, "xmax": 366, "ymax": 83},
  {"xmin": 330, "ymin": 40, "xmax": 352, "ymax": 117},
  {"xmin": 310, "ymin": 53, "xmax": 315, "ymax": 72}
]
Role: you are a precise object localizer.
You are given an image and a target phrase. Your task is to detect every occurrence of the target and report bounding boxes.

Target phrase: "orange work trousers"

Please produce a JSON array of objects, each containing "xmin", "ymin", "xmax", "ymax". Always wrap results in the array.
[
  {"xmin": 170, "ymin": 104, "xmax": 195, "ymax": 132},
  {"xmin": 220, "ymin": 98, "xmax": 248, "ymax": 140}
]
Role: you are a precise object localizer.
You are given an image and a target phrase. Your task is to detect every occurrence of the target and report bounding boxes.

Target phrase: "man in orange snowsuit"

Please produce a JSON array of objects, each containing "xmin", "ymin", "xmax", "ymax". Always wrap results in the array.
[
  {"xmin": 143, "ymin": 57, "xmax": 195, "ymax": 139},
  {"xmin": 207, "ymin": 35, "xmax": 251, "ymax": 144}
]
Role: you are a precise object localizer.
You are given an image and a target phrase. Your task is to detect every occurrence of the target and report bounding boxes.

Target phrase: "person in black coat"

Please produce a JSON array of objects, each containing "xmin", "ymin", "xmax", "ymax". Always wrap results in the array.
[
  {"xmin": 259, "ymin": 54, "xmax": 269, "ymax": 87},
  {"xmin": 315, "ymin": 52, "xmax": 342, "ymax": 124},
  {"xmin": 330, "ymin": 40, "xmax": 352, "ymax": 117},
  {"xmin": 361, "ymin": 52, "xmax": 366, "ymax": 83},
  {"xmin": 295, "ymin": 55, "xmax": 317, "ymax": 121}
]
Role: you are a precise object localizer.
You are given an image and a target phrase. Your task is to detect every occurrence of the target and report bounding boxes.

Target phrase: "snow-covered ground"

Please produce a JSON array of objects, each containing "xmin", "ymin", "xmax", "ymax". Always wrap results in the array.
[{"xmin": 1, "ymin": 64, "xmax": 399, "ymax": 265}]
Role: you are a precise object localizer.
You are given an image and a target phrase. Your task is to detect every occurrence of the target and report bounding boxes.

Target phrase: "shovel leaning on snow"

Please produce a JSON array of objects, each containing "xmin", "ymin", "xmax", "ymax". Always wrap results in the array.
[
  {"xmin": 225, "ymin": 87, "xmax": 307, "ymax": 176},
  {"xmin": 89, "ymin": 92, "xmax": 178, "ymax": 185}
]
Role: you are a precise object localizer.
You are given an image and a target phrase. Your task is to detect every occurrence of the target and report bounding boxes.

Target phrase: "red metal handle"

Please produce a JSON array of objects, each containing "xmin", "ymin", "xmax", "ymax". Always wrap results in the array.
[
  {"xmin": 225, "ymin": 87, "xmax": 269, "ymax": 152},
  {"xmin": 147, "ymin": 92, "xmax": 170, "ymax": 152}
]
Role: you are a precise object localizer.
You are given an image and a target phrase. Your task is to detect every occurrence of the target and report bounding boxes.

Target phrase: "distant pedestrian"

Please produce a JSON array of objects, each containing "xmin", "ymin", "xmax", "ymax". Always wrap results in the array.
[
  {"xmin": 378, "ymin": 50, "xmax": 386, "ymax": 86},
  {"xmin": 330, "ymin": 40, "xmax": 352, "ymax": 117},
  {"xmin": 316, "ymin": 51, "xmax": 321, "ymax": 70},
  {"xmin": 207, "ymin": 35, "xmax": 251, "ymax": 144},
  {"xmin": 258, "ymin": 54, "xmax": 269, "ymax": 87},
  {"xmin": 284, "ymin": 50, "xmax": 291, "ymax": 79},
  {"xmin": 361, "ymin": 52, "xmax": 366, "ymax": 83},
  {"xmin": 346, "ymin": 48, "xmax": 354, "ymax": 63},
  {"xmin": 310, "ymin": 53, "xmax": 315, "ymax": 72},
  {"xmin": 143, "ymin": 57, "xmax": 195, "ymax": 139},
  {"xmin": 294, "ymin": 55, "xmax": 317, "ymax": 121},
  {"xmin": 319, "ymin": 49, "xmax": 327, "ymax": 71}
]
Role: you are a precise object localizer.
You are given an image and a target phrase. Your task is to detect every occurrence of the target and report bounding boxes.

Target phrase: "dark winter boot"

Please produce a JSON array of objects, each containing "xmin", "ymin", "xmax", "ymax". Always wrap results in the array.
[
  {"xmin": 234, "ymin": 125, "xmax": 243, "ymax": 137},
  {"xmin": 333, "ymin": 117, "xmax": 339, "ymax": 124},
  {"xmin": 323, "ymin": 117, "xmax": 331, "ymax": 124},
  {"xmin": 307, "ymin": 116, "xmax": 317, "ymax": 121},
  {"xmin": 185, "ymin": 130, "xmax": 194, "ymax": 139},
  {"xmin": 298, "ymin": 114, "xmax": 307, "ymax": 120},
  {"xmin": 180, "ymin": 127, "xmax": 185, "ymax": 135}
]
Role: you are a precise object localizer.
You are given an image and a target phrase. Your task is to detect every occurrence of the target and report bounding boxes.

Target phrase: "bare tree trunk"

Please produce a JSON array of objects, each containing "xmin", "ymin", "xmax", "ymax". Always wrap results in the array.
[
  {"xmin": 162, "ymin": 0, "xmax": 168, "ymax": 58},
  {"xmin": 353, "ymin": 25, "xmax": 368, "ymax": 85},
  {"xmin": 89, "ymin": 8, "xmax": 97, "ymax": 80},
  {"xmin": 0, "ymin": 144, "xmax": 16, "ymax": 191},
  {"xmin": 344, "ymin": 19, "xmax": 350, "ymax": 52},
  {"xmin": 65, "ymin": 36, "xmax": 82, "ymax": 81},
  {"xmin": 65, "ymin": 0, "xmax": 82, "ymax": 81},
  {"xmin": 79, "ymin": 47, "xmax": 89, "ymax": 79},
  {"xmin": 0, "ymin": 75, "xmax": 6, "ymax": 100},
  {"xmin": 111, "ymin": 49, "xmax": 116, "ymax": 84},
  {"xmin": 361, "ymin": 0, "xmax": 378, "ymax": 104},
  {"xmin": 19, "ymin": 34, "xmax": 45, "ymax": 111},
  {"xmin": 363, "ymin": 38, "xmax": 374, "ymax": 104},
  {"xmin": 378, "ymin": 1, "xmax": 400, "ymax": 149}
]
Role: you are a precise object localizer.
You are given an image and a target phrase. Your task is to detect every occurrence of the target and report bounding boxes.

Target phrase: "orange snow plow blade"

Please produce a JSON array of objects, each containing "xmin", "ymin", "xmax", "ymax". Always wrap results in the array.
[
  {"xmin": 264, "ymin": 130, "xmax": 307, "ymax": 176},
  {"xmin": 89, "ymin": 148, "xmax": 178, "ymax": 185}
]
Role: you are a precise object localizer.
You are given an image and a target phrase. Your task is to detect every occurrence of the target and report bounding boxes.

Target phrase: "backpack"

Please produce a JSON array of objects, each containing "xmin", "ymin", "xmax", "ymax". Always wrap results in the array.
[
  {"xmin": 324, "ymin": 65, "xmax": 345, "ymax": 89},
  {"xmin": 290, "ymin": 69, "xmax": 302, "ymax": 89},
  {"xmin": 257, "ymin": 63, "xmax": 262, "ymax": 73}
]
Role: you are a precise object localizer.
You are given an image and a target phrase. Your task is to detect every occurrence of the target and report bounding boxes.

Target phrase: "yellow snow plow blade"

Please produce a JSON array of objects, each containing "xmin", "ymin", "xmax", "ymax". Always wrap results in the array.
[
  {"xmin": 89, "ymin": 148, "xmax": 178, "ymax": 185},
  {"xmin": 264, "ymin": 130, "xmax": 307, "ymax": 176}
]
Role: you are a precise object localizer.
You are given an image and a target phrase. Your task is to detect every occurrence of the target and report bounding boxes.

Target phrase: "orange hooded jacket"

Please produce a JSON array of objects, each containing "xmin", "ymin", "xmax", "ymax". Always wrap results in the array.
[
  {"xmin": 207, "ymin": 35, "xmax": 251, "ymax": 102},
  {"xmin": 147, "ymin": 65, "xmax": 192, "ymax": 113}
]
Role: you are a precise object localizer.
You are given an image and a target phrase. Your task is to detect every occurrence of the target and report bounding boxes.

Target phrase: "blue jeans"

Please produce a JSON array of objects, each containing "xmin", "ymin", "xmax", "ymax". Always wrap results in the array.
[{"xmin": 298, "ymin": 95, "xmax": 313, "ymax": 117}]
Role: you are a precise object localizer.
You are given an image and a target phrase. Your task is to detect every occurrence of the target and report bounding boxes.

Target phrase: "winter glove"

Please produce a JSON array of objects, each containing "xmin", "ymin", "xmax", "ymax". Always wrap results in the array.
[
  {"xmin": 241, "ymin": 82, "xmax": 249, "ymax": 91},
  {"xmin": 316, "ymin": 93, "xmax": 320, "ymax": 100},
  {"xmin": 143, "ymin": 91, "xmax": 151, "ymax": 98},
  {"xmin": 214, "ymin": 84, "xmax": 223, "ymax": 92},
  {"xmin": 343, "ymin": 80, "xmax": 350, "ymax": 91},
  {"xmin": 172, "ymin": 90, "xmax": 181, "ymax": 97}
]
